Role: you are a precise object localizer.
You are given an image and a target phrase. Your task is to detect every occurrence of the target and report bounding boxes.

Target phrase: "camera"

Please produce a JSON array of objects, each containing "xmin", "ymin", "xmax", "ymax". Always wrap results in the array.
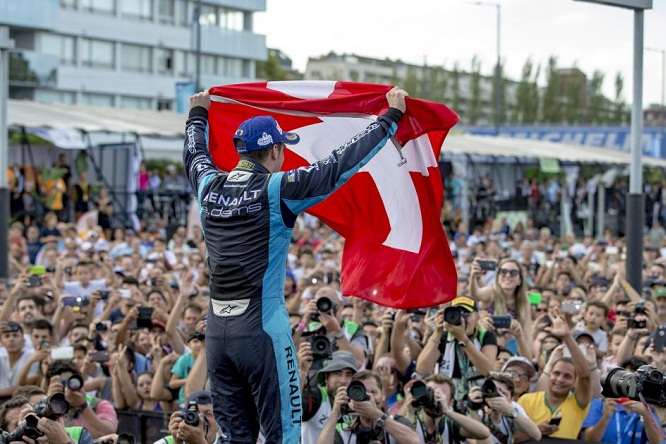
[
  {"xmin": 95, "ymin": 322, "xmax": 108, "ymax": 332},
  {"xmin": 61, "ymin": 374, "xmax": 84, "ymax": 391},
  {"xmin": 347, "ymin": 380, "xmax": 369, "ymax": 402},
  {"xmin": 98, "ymin": 290, "xmax": 111, "ymax": 301},
  {"xmin": 410, "ymin": 381, "xmax": 440, "ymax": 413},
  {"xmin": 634, "ymin": 302, "xmax": 647, "ymax": 315},
  {"xmin": 26, "ymin": 275, "xmax": 42, "ymax": 288},
  {"xmin": 467, "ymin": 379, "xmax": 501, "ymax": 411},
  {"xmin": 312, "ymin": 297, "xmax": 333, "ymax": 322},
  {"xmin": 182, "ymin": 401, "xmax": 200, "ymax": 427},
  {"xmin": 443, "ymin": 306, "xmax": 464, "ymax": 326},
  {"xmin": 0, "ymin": 393, "xmax": 71, "ymax": 442},
  {"xmin": 309, "ymin": 335, "xmax": 333, "ymax": 361},
  {"xmin": 94, "ymin": 433, "xmax": 135, "ymax": 444},
  {"xmin": 602, "ymin": 365, "xmax": 666, "ymax": 407}
]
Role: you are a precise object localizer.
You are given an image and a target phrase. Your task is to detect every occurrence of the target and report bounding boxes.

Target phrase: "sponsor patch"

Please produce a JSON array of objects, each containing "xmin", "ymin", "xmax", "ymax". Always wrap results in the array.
[
  {"xmin": 257, "ymin": 132, "xmax": 273, "ymax": 147},
  {"xmin": 237, "ymin": 160, "xmax": 255, "ymax": 170},
  {"xmin": 285, "ymin": 133, "xmax": 298, "ymax": 141},
  {"xmin": 227, "ymin": 171, "xmax": 252, "ymax": 183}
]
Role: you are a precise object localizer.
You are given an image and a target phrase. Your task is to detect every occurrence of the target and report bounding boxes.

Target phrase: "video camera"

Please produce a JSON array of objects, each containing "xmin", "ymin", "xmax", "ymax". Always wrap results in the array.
[
  {"xmin": 0, "ymin": 393, "xmax": 70, "ymax": 443},
  {"xmin": 602, "ymin": 365, "xmax": 666, "ymax": 407},
  {"xmin": 410, "ymin": 381, "xmax": 442, "ymax": 415}
]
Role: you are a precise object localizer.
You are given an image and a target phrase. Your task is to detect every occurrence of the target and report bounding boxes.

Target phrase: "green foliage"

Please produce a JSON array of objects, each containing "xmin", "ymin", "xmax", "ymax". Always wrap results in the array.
[
  {"xmin": 8, "ymin": 131, "xmax": 52, "ymax": 146},
  {"xmin": 612, "ymin": 72, "xmax": 628, "ymax": 125},
  {"xmin": 588, "ymin": 70, "xmax": 606, "ymax": 124},
  {"xmin": 145, "ymin": 159, "xmax": 181, "ymax": 175},
  {"xmin": 468, "ymin": 56, "xmax": 482, "ymax": 125},
  {"xmin": 450, "ymin": 62, "xmax": 462, "ymax": 112},
  {"xmin": 542, "ymin": 56, "xmax": 563, "ymax": 124},
  {"xmin": 516, "ymin": 57, "xmax": 540, "ymax": 124},
  {"xmin": 402, "ymin": 68, "xmax": 420, "ymax": 97},
  {"xmin": 491, "ymin": 61, "xmax": 508, "ymax": 126},
  {"xmin": 256, "ymin": 52, "xmax": 292, "ymax": 81}
]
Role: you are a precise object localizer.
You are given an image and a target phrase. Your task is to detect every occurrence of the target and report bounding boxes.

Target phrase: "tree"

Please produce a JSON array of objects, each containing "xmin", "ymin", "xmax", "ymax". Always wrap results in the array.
[
  {"xmin": 424, "ymin": 65, "xmax": 448, "ymax": 104},
  {"xmin": 542, "ymin": 56, "xmax": 562, "ymax": 124},
  {"xmin": 491, "ymin": 61, "xmax": 508, "ymax": 127},
  {"xmin": 468, "ymin": 56, "xmax": 482, "ymax": 125},
  {"xmin": 450, "ymin": 62, "xmax": 462, "ymax": 113},
  {"xmin": 588, "ymin": 70, "xmax": 606, "ymax": 124},
  {"xmin": 516, "ymin": 57, "xmax": 540, "ymax": 124},
  {"xmin": 612, "ymin": 72, "xmax": 627, "ymax": 125},
  {"xmin": 564, "ymin": 71, "xmax": 583, "ymax": 125},
  {"xmin": 403, "ymin": 67, "xmax": 421, "ymax": 97},
  {"xmin": 256, "ymin": 52, "xmax": 291, "ymax": 81}
]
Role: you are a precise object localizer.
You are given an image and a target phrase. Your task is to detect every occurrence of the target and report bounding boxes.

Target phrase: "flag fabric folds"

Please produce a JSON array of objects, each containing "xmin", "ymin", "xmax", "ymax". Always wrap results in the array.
[{"xmin": 207, "ymin": 81, "xmax": 459, "ymax": 309}]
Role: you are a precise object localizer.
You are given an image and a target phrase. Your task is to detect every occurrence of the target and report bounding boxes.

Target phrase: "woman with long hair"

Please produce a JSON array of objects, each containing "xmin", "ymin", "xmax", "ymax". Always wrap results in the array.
[{"xmin": 470, "ymin": 258, "xmax": 534, "ymax": 359}]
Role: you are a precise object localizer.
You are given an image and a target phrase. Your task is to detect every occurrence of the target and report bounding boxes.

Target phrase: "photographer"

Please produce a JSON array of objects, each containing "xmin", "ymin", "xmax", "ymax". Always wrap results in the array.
[
  {"xmin": 155, "ymin": 391, "xmax": 218, "ymax": 444},
  {"xmin": 400, "ymin": 374, "xmax": 491, "ymax": 443},
  {"xmin": 44, "ymin": 361, "xmax": 117, "ymax": 438},
  {"xmin": 317, "ymin": 370, "xmax": 419, "ymax": 444},
  {"xmin": 468, "ymin": 373, "xmax": 541, "ymax": 443},
  {"xmin": 300, "ymin": 350, "xmax": 358, "ymax": 443},
  {"xmin": 296, "ymin": 287, "xmax": 368, "ymax": 369},
  {"xmin": 416, "ymin": 297, "xmax": 497, "ymax": 403}
]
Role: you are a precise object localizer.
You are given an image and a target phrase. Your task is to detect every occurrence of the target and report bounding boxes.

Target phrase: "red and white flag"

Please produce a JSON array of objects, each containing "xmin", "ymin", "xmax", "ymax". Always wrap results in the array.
[{"xmin": 207, "ymin": 81, "xmax": 459, "ymax": 309}]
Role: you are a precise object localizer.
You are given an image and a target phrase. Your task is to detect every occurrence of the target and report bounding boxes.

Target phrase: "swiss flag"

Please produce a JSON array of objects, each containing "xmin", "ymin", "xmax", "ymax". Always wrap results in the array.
[{"xmin": 207, "ymin": 81, "xmax": 459, "ymax": 309}]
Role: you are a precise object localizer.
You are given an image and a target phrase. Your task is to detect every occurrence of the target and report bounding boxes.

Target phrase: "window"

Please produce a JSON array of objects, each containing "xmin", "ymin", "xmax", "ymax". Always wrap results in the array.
[
  {"xmin": 176, "ymin": 0, "xmax": 189, "ymax": 26},
  {"xmin": 40, "ymin": 34, "xmax": 76, "ymax": 65},
  {"xmin": 199, "ymin": 5, "xmax": 216, "ymax": 26},
  {"xmin": 61, "ymin": 0, "xmax": 78, "ymax": 9},
  {"xmin": 122, "ymin": 0, "xmax": 152, "ymax": 20},
  {"xmin": 220, "ymin": 10, "xmax": 244, "ymax": 31},
  {"xmin": 122, "ymin": 44, "xmax": 151, "ymax": 73},
  {"xmin": 175, "ymin": 50, "xmax": 190, "ymax": 76},
  {"xmin": 157, "ymin": 0, "xmax": 174, "ymax": 24},
  {"xmin": 82, "ymin": 93, "xmax": 114, "ymax": 106},
  {"xmin": 120, "ymin": 96, "xmax": 151, "ymax": 109},
  {"xmin": 220, "ymin": 57, "xmax": 242, "ymax": 77},
  {"xmin": 80, "ymin": 0, "xmax": 115, "ymax": 14},
  {"xmin": 81, "ymin": 38, "xmax": 114, "ymax": 68},
  {"xmin": 201, "ymin": 54, "xmax": 216, "ymax": 75},
  {"xmin": 35, "ymin": 89, "xmax": 75, "ymax": 104},
  {"xmin": 157, "ymin": 99, "xmax": 173, "ymax": 110},
  {"xmin": 156, "ymin": 48, "xmax": 173, "ymax": 75}
]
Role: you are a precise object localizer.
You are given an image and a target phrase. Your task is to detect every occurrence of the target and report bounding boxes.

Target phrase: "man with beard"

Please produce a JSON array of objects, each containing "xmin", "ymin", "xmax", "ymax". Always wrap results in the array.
[{"xmin": 300, "ymin": 350, "xmax": 358, "ymax": 444}]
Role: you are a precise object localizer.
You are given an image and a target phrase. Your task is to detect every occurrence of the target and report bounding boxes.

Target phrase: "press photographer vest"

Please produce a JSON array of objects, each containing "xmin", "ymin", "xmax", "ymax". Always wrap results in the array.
[
  {"xmin": 436, "ymin": 329, "xmax": 487, "ymax": 402},
  {"xmin": 301, "ymin": 386, "xmax": 332, "ymax": 444}
]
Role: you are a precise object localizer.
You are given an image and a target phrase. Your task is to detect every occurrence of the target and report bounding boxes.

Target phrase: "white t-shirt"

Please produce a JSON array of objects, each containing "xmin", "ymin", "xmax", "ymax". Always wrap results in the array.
[
  {"xmin": 64, "ymin": 278, "xmax": 108, "ymax": 316},
  {"xmin": 0, "ymin": 348, "xmax": 33, "ymax": 389}
]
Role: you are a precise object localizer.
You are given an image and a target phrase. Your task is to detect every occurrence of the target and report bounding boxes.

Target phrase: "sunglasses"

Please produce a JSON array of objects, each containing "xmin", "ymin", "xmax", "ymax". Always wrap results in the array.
[
  {"xmin": 535, "ymin": 307, "xmax": 548, "ymax": 312},
  {"xmin": 508, "ymin": 370, "xmax": 530, "ymax": 382},
  {"xmin": 499, "ymin": 269, "xmax": 520, "ymax": 277}
]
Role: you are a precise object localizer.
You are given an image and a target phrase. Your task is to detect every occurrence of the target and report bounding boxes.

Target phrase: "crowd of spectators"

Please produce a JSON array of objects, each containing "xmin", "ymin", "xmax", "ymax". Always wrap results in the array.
[{"xmin": 3, "ymin": 171, "xmax": 666, "ymax": 443}]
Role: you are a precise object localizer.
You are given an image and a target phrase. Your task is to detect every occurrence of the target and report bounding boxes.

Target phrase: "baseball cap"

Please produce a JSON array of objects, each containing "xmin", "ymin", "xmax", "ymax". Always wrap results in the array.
[
  {"xmin": 502, "ymin": 356, "xmax": 536, "ymax": 378},
  {"xmin": 451, "ymin": 296, "xmax": 478, "ymax": 313},
  {"xmin": 590, "ymin": 276, "xmax": 609, "ymax": 288},
  {"xmin": 317, "ymin": 351, "xmax": 358, "ymax": 384},
  {"xmin": 1, "ymin": 321, "xmax": 23, "ymax": 333},
  {"xmin": 573, "ymin": 331, "xmax": 595, "ymax": 344},
  {"xmin": 188, "ymin": 390, "xmax": 213, "ymax": 405},
  {"xmin": 654, "ymin": 287, "xmax": 666, "ymax": 298},
  {"xmin": 233, "ymin": 116, "xmax": 300, "ymax": 153}
]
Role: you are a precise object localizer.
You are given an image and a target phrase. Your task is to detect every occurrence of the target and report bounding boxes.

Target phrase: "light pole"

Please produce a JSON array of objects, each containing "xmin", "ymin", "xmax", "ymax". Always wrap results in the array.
[
  {"xmin": 574, "ymin": 0, "xmax": 653, "ymax": 293},
  {"xmin": 0, "ymin": 26, "xmax": 13, "ymax": 279},
  {"xmin": 194, "ymin": 0, "xmax": 202, "ymax": 91},
  {"xmin": 646, "ymin": 47, "xmax": 665, "ymax": 158},
  {"xmin": 467, "ymin": 1, "xmax": 501, "ymax": 136}
]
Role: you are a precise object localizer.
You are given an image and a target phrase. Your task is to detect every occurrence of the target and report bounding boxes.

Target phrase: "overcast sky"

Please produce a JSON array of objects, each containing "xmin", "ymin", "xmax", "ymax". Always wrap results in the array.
[{"xmin": 255, "ymin": 0, "xmax": 666, "ymax": 108}]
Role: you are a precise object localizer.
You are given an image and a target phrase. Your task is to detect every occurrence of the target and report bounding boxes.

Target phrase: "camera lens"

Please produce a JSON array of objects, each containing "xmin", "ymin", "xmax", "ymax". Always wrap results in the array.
[
  {"xmin": 316, "ymin": 297, "xmax": 332, "ymax": 313},
  {"xmin": 443, "ymin": 307, "xmax": 462, "ymax": 326},
  {"xmin": 347, "ymin": 381, "xmax": 367, "ymax": 402},
  {"xmin": 310, "ymin": 336, "xmax": 332, "ymax": 359},
  {"xmin": 66, "ymin": 375, "xmax": 84, "ymax": 391},
  {"xmin": 410, "ymin": 381, "xmax": 427, "ymax": 398}
]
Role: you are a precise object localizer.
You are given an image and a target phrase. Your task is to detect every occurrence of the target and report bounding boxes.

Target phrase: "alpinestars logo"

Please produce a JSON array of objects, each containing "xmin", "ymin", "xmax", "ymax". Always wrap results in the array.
[{"xmin": 219, "ymin": 305, "xmax": 236, "ymax": 314}]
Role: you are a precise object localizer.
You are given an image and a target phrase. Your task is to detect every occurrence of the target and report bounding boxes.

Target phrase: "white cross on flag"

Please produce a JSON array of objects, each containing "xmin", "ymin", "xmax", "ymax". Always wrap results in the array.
[{"xmin": 208, "ymin": 81, "xmax": 458, "ymax": 309}]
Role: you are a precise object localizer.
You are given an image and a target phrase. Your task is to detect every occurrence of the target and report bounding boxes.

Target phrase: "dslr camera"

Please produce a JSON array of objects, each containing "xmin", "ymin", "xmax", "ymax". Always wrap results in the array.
[
  {"xmin": 311, "ymin": 296, "xmax": 333, "ymax": 322},
  {"xmin": 627, "ymin": 302, "xmax": 648, "ymax": 329},
  {"xmin": 340, "ymin": 381, "xmax": 369, "ymax": 415},
  {"xmin": 443, "ymin": 306, "xmax": 466, "ymax": 326},
  {"xmin": 181, "ymin": 401, "xmax": 200, "ymax": 427},
  {"xmin": 61, "ymin": 374, "xmax": 84, "ymax": 392},
  {"xmin": 0, "ymin": 393, "xmax": 70, "ymax": 442},
  {"xmin": 410, "ymin": 381, "xmax": 441, "ymax": 415},
  {"xmin": 468, "ymin": 379, "xmax": 501, "ymax": 410},
  {"xmin": 602, "ymin": 365, "xmax": 666, "ymax": 407},
  {"xmin": 309, "ymin": 335, "xmax": 333, "ymax": 361}
]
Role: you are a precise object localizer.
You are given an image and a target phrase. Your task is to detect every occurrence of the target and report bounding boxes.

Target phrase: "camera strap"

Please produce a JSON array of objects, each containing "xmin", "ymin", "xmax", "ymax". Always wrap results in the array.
[{"xmin": 639, "ymin": 393, "xmax": 666, "ymax": 440}]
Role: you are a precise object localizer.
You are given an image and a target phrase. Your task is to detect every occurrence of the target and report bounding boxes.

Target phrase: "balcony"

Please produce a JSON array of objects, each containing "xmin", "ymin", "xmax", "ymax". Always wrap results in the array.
[
  {"xmin": 200, "ymin": 27, "xmax": 266, "ymax": 61},
  {"xmin": 0, "ymin": 0, "xmax": 59, "ymax": 30},
  {"xmin": 9, "ymin": 51, "xmax": 59, "ymax": 87}
]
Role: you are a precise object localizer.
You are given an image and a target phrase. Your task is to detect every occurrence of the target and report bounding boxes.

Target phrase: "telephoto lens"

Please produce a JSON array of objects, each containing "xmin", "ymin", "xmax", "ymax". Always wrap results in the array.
[
  {"xmin": 33, "ymin": 392, "xmax": 71, "ymax": 420},
  {"xmin": 601, "ymin": 365, "xmax": 666, "ymax": 407},
  {"xmin": 62, "ymin": 374, "xmax": 84, "ymax": 392},
  {"xmin": 309, "ymin": 335, "xmax": 333, "ymax": 360},
  {"xmin": 347, "ymin": 381, "xmax": 369, "ymax": 402},
  {"xmin": 316, "ymin": 297, "xmax": 332, "ymax": 313}
]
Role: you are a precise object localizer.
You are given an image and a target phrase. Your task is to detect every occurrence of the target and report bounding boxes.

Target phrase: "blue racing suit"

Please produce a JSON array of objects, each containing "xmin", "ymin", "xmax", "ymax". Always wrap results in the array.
[{"xmin": 183, "ymin": 105, "xmax": 403, "ymax": 443}]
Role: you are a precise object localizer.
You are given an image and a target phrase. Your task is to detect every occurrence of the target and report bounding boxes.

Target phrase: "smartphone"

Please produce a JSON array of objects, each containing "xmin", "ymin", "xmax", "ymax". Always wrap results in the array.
[
  {"xmin": 492, "ymin": 315, "xmax": 512, "ymax": 329},
  {"xmin": 606, "ymin": 246, "xmax": 619, "ymax": 255},
  {"xmin": 137, "ymin": 306, "xmax": 154, "ymax": 330},
  {"xmin": 26, "ymin": 275, "xmax": 42, "ymax": 288},
  {"xmin": 89, "ymin": 351, "xmax": 109, "ymax": 363},
  {"xmin": 654, "ymin": 327, "xmax": 666, "ymax": 353},
  {"xmin": 98, "ymin": 290, "xmax": 111, "ymax": 301},
  {"xmin": 119, "ymin": 289, "xmax": 132, "ymax": 299},
  {"xmin": 477, "ymin": 260, "xmax": 497, "ymax": 271},
  {"xmin": 549, "ymin": 416, "xmax": 562, "ymax": 426},
  {"xmin": 528, "ymin": 292, "xmax": 542, "ymax": 305},
  {"xmin": 28, "ymin": 265, "xmax": 46, "ymax": 276},
  {"xmin": 40, "ymin": 340, "xmax": 51, "ymax": 350},
  {"xmin": 51, "ymin": 346, "xmax": 74, "ymax": 361},
  {"xmin": 62, "ymin": 296, "xmax": 84, "ymax": 307},
  {"xmin": 561, "ymin": 301, "xmax": 582, "ymax": 314}
]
